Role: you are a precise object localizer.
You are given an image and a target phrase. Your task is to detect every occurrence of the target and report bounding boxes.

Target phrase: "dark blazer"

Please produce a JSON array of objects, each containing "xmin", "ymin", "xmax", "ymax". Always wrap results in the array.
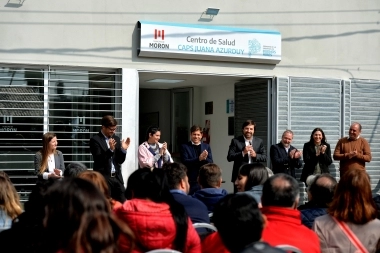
[
  {"xmin": 270, "ymin": 142, "xmax": 302, "ymax": 176},
  {"xmin": 300, "ymin": 142, "xmax": 332, "ymax": 183},
  {"xmin": 180, "ymin": 141, "xmax": 213, "ymax": 183},
  {"xmin": 89, "ymin": 132, "xmax": 126, "ymax": 184},
  {"xmin": 34, "ymin": 150, "xmax": 65, "ymax": 180},
  {"xmin": 227, "ymin": 135, "xmax": 267, "ymax": 182}
]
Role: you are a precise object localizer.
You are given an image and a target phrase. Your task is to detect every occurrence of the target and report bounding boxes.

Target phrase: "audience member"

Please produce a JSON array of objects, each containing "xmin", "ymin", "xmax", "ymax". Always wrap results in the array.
[
  {"xmin": 42, "ymin": 177, "xmax": 134, "ymax": 253},
  {"xmin": 227, "ymin": 120, "xmax": 267, "ymax": 192},
  {"xmin": 116, "ymin": 168, "xmax": 200, "ymax": 253},
  {"xmin": 270, "ymin": 130, "xmax": 302, "ymax": 179},
  {"xmin": 34, "ymin": 132, "xmax": 65, "ymax": 182},
  {"xmin": 298, "ymin": 173, "xmax": 337, "ymax": 228},
  {"xmin": 313, "ymin": 169, "xmax": 380, "ymax": 252},
  {"xmin": 162, "ymin": 162, "xmax": 210, "ymax": 225},
  {"xmin": 90, "ymin": 115, "xmax": 131, "ymax": 203},
  {"xmin": 192, "ymin": 163, "xmax": 227, "ymax": 213},
  {"xmin": 181, "ymin": 125, "xmax": 213, "ymax": 194},
  {"xmin": 0, "ymin": 172, "xmax": 22, "ymax": 232},
  {"xmin": 78, "ymin": 170, "xmax": 122, "ymax": 211},
  {"xmin": 235, "ymin": 163, "xmax": 268, "ymax": 206},
  {"xmin": 63, "ymin": 162, "xmax": 87, "ymax": 178},
  {"xmin": 209, "ymin": 194, "xmax": 285, "ymax": 253},
  {"xmin": 0, "ymin": 180, "xmax": 56, "ymax": 252},
  {"xmin": 301, "ymin": 128, "xmax": 333, "ymax": 183},
  {"xmin": 138, "ymin": 126, "xmax": 173, "ymax": 169},
  {"xmin": 261, "ymin": 173, "xmax": 320, "ymax": 253}
]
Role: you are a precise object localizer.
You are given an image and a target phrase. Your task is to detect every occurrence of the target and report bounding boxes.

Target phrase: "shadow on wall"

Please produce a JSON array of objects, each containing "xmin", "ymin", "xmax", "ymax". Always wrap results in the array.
[{"xmin": 5, "ymin": 0, "xmax": 25, "ymax": 8}]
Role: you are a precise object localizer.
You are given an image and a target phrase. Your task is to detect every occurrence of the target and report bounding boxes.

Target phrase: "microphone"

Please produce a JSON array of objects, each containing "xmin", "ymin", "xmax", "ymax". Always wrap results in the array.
[{"xmin": 248, "ymin": 141, "xmax": 252, "ymax": 163}]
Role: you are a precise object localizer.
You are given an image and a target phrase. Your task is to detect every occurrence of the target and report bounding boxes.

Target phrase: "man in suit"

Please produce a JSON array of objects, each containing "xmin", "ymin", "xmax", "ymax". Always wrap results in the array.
[
  {"xmin": 227, "ymin": 120, "xmax": 267, "ymax": 191},
  {"xmin": 89, "ymin": 115, "xmax": 130, "ymax": 202},
  {"xmin": 180, "ymin": 125, "xmax": 213, "ymax": 195},
  {"xmin": 270, "ymin": 130, "xmax": 302, "ymax": 178}
]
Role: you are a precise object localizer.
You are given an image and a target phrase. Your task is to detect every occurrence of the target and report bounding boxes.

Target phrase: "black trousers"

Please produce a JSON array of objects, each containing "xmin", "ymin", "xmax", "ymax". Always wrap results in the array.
[{"xmin": 106, "ymin": 176, "xmax": 126, "ymax": 203}]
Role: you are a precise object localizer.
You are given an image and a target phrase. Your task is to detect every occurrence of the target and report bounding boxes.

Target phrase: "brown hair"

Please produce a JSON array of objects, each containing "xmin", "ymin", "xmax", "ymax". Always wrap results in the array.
[
  {"xmin": 78, "ymin": 170, "xmax": 113, "ymax": 210},
  {"xmin": 39, "ymin": 132, "xmax": 57, "ymax": 174},
  {"xmin": 241, "ymin": 120, "xmax": 256, "ymax": 131},
  {"xmin": 328, "ymin": 169, "xmax": 377, "ymax": 224},
  {"xmin": 0, "ymin": 173, "xmax": 23, "ymax": 219},
  {"xmin": 190, "ymin": 125, "xmax": 202, "ymax": 134},
  {"xmin": 101, "ymin": 115, "xmax": 117, "ymax": 128},
  {"xmin": 198, "ymin": 163, "xmax": 222, "ymax": 188}
]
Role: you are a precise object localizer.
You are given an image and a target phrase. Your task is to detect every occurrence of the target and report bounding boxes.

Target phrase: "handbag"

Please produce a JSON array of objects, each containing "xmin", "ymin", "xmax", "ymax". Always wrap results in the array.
[{"xmin": 332, "ymin": 216, "xmax": 369, "ymax": 253}]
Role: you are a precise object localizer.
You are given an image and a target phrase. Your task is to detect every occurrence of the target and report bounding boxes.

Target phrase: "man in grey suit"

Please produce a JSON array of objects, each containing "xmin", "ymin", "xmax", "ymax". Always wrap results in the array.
[{"xmin": 227, "ymin": 120, "xmax": 267, "ymax": 191}]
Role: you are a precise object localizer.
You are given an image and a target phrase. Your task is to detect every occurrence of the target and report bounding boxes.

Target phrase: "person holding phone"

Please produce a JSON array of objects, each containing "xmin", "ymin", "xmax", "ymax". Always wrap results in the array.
[
  {"xmin": 34, "ymin": 132, "xmax": 65, "ymax": 183},
  {"xmin": 90, "ymin": 115, "xmax": 130, "ymax": 202},
  {"xmin": 138, "ymin": 126, "xmax": 173, "ymax": 169},
  {"xmin": 301, "ymin": 128, "xmax": 332, "ymax": 184}
]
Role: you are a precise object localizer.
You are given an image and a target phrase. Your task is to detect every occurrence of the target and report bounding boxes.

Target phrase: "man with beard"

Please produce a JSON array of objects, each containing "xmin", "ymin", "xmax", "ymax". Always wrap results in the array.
[
  {"xmin": 270, "ymin": 130, "xmax": 302, "ymax": 179},
  {"xmin": 227, "ymin": 120, "xmax": 267, "ymax": 192}
]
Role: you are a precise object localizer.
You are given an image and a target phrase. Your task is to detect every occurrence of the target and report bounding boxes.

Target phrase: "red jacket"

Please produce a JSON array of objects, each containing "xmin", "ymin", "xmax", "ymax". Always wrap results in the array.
[
  {"xmin": 261, "ymin": 206, "xmax": 321, "ymax": 253},
  {"xmin": 202, "ymin": 232, "xmax": 230, "ymax": 253},
  {"xmin": 115, "ymin": 199, "xmax": 201, "ymax": 253}
]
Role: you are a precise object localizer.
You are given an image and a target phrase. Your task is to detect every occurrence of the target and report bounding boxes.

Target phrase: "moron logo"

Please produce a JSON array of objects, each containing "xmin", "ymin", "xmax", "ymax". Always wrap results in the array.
[{"xmin": 150, "ymin": 29, "xmax": 169, "ymax": 49}]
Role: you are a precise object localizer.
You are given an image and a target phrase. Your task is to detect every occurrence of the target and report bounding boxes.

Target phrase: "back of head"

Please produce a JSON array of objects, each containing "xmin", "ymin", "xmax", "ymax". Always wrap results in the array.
[
  {"xmin": 239, "ymin": 163, "xmax": 268, "ymax": 191},
  {"xmin": 0, "ymin": 175, "xmax": 22, "ymax": 219},
  {"xmin": 261, "ymin": 173, "xmax": 300, "ymax": 208},
  {"xmin": 308, "ymin": 173, "xmax": 337, "ymax": 207},
  {"xmin": 64, "ymin": 162, "xmax": 87, "ymax": 178},
  {"xmin": 213, "ymin": 194, "xmax": 263, "ymax": 253},
  {"xmin": 162, "ymin": 162, "xmax": 188, "ymax": 190},
  {"xmin": 43, "ymin": 177, "xmax": 133, "ymax": 253},
  {"xmin": 78, "ymin": 170, "xmax": 111, "ymax": 201},
  {"xmin": 329, "ymin": 169, "xmax": 376, "ymax": 224},
  {"xmin": 198, "ymin": 163, "xmax": 222, "ymax": 188}
]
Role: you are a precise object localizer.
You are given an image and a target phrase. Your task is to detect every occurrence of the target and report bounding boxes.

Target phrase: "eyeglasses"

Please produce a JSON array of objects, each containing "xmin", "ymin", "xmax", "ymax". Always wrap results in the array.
[{"xmin": 107, "ymin": 126, "xmax": 117, "ymax": 132}]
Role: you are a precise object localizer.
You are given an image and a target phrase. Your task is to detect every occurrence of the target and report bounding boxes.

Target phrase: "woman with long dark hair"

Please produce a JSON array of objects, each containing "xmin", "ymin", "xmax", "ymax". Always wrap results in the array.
[
  {"xmin": 117, "ymin": 168, "xmax": 200, "ymax": 253},
  {"xmin": 138, "ymin": 126, "xmax": 173, "ymax": 169},
  {"xmin": 301, "ymin": 128, "xmax": 332, "ymax": 184},
  {"xmin": 313, "ymin": 170, "xmax": 380, "ymax": 252},
  {"xmin": 42, "ymin": 178, "xmax": 135, "ymax": 253},
  {"xmin": 34, "ymin": 132, "xmax": 65, "ymax": 182},
  {"xmin": 235, "ymin": 163, "xmax": 269, "ymax": 206}
]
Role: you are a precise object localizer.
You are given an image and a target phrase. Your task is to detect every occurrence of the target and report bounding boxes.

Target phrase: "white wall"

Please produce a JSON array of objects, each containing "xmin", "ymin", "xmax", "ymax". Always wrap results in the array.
[
  {"xmin": 1, "ymin": 0, "xmax": 379, "ymax": 80},
  {"xmin": 198, "ymin": 83, "xmax": 235, "ymax": 193}
]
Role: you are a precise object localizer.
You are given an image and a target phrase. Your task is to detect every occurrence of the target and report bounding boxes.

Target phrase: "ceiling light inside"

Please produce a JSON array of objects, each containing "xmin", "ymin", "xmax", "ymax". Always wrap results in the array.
[{"xmin": 146, "ymin": 79, "xmax": 185, "ymax": 83}]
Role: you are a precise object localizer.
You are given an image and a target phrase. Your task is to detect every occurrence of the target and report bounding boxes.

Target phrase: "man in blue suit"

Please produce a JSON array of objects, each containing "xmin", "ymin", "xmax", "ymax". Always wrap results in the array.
[{"xmin": 180, "ymin": 125, "xmax": 213, "ymax": 195}]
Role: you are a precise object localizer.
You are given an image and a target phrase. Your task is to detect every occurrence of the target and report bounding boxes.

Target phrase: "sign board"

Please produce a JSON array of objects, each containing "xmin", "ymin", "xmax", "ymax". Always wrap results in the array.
[{"xmin": 138, "ymin": 21, "xmax": 281, "ymax": 64}]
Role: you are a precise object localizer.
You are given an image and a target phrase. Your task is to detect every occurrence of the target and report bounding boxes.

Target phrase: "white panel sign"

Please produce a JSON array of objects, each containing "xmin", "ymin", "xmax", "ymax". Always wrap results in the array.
[{"xmin": 138, "ymin": 21, "xmax": 281, "ymax": 64}]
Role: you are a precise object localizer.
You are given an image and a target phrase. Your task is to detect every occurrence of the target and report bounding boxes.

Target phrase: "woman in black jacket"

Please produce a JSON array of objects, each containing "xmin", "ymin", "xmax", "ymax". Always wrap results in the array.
[{"xmin": 301, "ymin": 128, "xmax": 332, "ymax": 184}]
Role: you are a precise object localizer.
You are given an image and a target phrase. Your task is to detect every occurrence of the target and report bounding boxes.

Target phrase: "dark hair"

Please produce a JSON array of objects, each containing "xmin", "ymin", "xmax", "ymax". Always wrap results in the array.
[
  {"xmin": 101, "ymin": 115, "xmax": 117, "ymax": 128},
  {"xmin": 328, "ymin": 169, "xmax": 377, "ymax": 224},
  {"xmin": 213, "ymin": 194, "xmax": 263, "ymax": 253},
  {"xmin": 125, "ymin": 168, "xmax": 188, "ymax": 252},
  {"xmin": 162, "ymin": 162, "xmax": 188, "ymax": 190},
  {"xmin": 308, "ymin": 128, "xmax": 327, "ymax": 144},
  {"xmin": 198, "ymin": 163, "xmax": 222, "ymax": 188},
  {"xmin": 43, "ymin": 178, "xmax": 134, "ymax": 253},
  {"xmin": 63, "ymin": 162, "xmax": 87, "ymax": 178},
  {"xmin": 308, "ymin": 173, "xmax": 337, "ymax": 207},
  {"xmin": 261, "ymin": 173, "xmax": 300, "ymax": 208},
  {"xmin": 190, "ymin": 125, "xmax": 202, "ymax": 133},
  {"xmin": 145, "ymin": 126, "xmax": 160, "ymax": 141},
  {"xmin": 241, "ymin": 120, "xmax": 256, "ymax": 131},
  {"xmin": 238, "ymin": 163, "xmax": 268, "ymax": 191}
]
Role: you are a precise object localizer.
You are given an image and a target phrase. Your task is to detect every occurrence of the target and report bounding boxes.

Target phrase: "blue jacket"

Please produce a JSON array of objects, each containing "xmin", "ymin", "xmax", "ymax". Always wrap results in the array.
[
  {"xmin": 192, "ymin": 188, "xmax": 228, "ymax": 212},
  {"xmin": 300, "ymin": 207, "xmax": 327, "ymax": 229}
]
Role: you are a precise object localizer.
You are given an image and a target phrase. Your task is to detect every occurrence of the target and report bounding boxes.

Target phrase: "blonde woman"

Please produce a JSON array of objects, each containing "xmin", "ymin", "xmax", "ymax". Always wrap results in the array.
[
  {"xmin": 0, "ymin": 172, "xmax": 23, "ymax": 231},
  {"xmin": 34, "ymin": 132, "xmax": 65, "ymax": 182}
]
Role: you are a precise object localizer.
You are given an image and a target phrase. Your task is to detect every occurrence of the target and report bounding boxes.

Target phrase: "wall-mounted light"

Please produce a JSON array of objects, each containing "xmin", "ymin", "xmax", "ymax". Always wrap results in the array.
[{"xmin": 206, "ymin": 8, "xmax": 220, "ymax": 16}]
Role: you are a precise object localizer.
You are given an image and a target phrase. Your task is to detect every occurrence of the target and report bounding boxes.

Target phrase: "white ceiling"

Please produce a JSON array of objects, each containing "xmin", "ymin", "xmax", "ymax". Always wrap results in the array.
[{"xmin": 138, "ymin": 70, "xmax": 256, "ymax": 89}]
